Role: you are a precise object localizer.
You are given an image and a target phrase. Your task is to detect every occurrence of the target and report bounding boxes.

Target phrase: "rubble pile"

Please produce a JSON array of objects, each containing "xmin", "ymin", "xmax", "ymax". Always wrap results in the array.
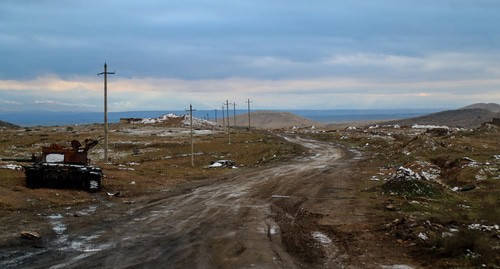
[
  {"xmin": 382, "ymin": 166, "xmax": 442, "ymax": 197},
  {"xmin": 131, "ymin": 113, "xmax": 219, "ymax": 128}
]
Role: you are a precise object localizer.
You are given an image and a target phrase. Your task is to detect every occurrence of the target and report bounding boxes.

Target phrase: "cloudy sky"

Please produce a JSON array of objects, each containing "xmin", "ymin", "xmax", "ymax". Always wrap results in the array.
[{"xmin": 1, "ymin": 0, "xmax": 499, "ymax": 112}]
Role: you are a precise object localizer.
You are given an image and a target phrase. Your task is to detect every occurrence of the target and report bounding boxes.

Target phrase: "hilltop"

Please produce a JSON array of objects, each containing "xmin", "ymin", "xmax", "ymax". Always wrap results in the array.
[
  {"xmin": 383, "ymin": 103, "xmax": 500, "ymax": 128},
  {"xmin": 225, "ymin": 111, "xmax": 322, "ymax": 129},
  {"xmin": 460, "ymin": 102, "xmax": 500, "ymax": 112}
]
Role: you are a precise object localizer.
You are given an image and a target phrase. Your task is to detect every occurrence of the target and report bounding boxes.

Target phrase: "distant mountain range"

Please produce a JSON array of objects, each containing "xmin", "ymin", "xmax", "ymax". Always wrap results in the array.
[
  {"xmin": 0, "ymin": 103, "xmax": 498, "ymax": 129},
  {"xmin": 383, "ymin": 103, "xmax": 500, "ymax": 128}
]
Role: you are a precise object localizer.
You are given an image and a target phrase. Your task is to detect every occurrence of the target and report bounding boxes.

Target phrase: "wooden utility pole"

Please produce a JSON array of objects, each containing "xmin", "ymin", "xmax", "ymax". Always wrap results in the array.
[
  {"xmin": 233, "ymin": 102, "xmax": 236, "ymax": 126},
  {"xmin": 246, "ymin": 99, "xmax": 252, "ymax": 130},
  {"xmin": 225, "ymin": 100, "xmax": 230, "ymax": 127},
  {"xmin": 97, "ymin": 63, "xmax": 115, "ymax": 162},
  {"xmin": 186, "ymin": 104, "xmax": 196, "ymax": 167},
  {"xmin": 222, "ymin": 105, "xmax": 225, "ymax": 128}
]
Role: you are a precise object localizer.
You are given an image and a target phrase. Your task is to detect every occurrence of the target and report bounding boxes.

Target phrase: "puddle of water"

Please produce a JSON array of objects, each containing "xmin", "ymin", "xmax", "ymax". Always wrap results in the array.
[
  {"xmin": 47, "ymin": 213, "xmax": 110, "ymax": 254},
  {"xmin": 76, "ymin": 205, "xmax": 97, "ymax": 216},
  {"xmin": 47, "ymin": 214, "xmax": 66, "ymax": 235}
]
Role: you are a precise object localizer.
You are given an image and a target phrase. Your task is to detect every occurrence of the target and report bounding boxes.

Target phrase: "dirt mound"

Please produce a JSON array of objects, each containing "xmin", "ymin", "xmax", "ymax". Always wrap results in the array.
[
  {"xmin": 383, "ymin": 108, "xmax": 499, "ymax": 128},
  {"xmin": 225, "ymin": 111, "xmax": 322, "ymax": 129}
]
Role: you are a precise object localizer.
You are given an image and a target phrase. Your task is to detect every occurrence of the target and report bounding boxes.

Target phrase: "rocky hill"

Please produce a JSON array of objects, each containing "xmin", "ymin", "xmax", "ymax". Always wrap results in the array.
[
  {"xmin": 224, "ymin": 111, "xmax": 322, "ymax": 129},
  {"xmin": 383, "ymin": 103, "xmax": 500, "ymax": 128},
  {"xmin": 0, "ymin": 120, "xmax": 19, "ymax": 128},
  {"xmin": 460, "ymin": 103, "xmax": 500, "ymax": 112}
]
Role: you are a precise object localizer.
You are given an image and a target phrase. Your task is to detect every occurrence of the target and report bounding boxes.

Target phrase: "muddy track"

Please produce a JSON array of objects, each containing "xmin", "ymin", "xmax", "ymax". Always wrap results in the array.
[{"xmin": 2, "ymin": 135, "xmax": 373, "ymax": 269}]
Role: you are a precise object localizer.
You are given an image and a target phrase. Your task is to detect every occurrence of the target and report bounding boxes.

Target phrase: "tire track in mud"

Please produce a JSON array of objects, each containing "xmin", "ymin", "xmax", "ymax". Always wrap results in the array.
[{"xmin": 6, "ymin": 135, "xmax": 354, "ymax": 269}]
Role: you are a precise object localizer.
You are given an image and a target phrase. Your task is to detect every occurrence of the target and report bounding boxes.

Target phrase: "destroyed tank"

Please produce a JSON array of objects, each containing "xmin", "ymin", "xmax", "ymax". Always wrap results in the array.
[{"xmin": 23, "ymin": 139, "xmax": 103, "ymax": 192}]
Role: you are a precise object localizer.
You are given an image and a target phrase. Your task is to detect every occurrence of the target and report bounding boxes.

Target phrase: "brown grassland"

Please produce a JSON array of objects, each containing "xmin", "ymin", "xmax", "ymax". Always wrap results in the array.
[{"xmin": 0, "ymin": 121, "xmax": 498, "ymax": 268}]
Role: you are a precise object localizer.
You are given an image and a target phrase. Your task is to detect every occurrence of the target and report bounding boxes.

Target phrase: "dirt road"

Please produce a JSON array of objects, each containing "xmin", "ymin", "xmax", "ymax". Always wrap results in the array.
[{"xmin": 1, "ymin": 135, "xmax": 415, "ymax": 268}]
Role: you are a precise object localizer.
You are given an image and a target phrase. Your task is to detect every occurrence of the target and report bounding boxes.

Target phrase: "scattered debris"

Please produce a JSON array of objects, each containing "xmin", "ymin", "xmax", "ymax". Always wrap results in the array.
[
  {"xmin": 106, "ymin": 191, "xmax": 121, "ymax": 197},
  {"xmin": 207, "ymin": 160, "xmax": 236, "ymax": 168},
  {"xmin": 382, "ymin": 168, "xmax": 441, "ymax": 197},
  {"xmin": 312, "ymin": 231, "xmax": 332, "ymax": 245},
  {"xmin": 458, "ymin": 184, "xmax": 476, "ymax": 192},
  {"xmin": 468, "ymin": 224, "xmax": 499, "ymax": 232},
  {"xmin": 20, "ymin": 231, "xmax": 41, "ymax": 240},
  {"xmin": 418, "ymin": 232, "xmax": 428, "ymax": 241},
  {"xmin": 390, "ymin": 166, "xmax": 422, "ymax": 181},
  {"xmin": 386, "ymin": 204, "xmax": 397, "ymax": 211},
  {"xmin": 0, "ymin": 164, "xmax": 23, "ymax": 170}
]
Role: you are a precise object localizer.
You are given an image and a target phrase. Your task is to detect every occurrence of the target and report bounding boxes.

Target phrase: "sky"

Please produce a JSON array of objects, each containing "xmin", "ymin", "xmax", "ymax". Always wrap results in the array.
[{"xmin": 1, "ymin": 0, "xmax": 499, "ymax": 112}]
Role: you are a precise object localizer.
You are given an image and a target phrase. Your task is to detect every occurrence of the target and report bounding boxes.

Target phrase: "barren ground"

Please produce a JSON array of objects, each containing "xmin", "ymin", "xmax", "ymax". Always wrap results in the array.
[{"xmin": 0, "ymin": 122, "xmax": 498, "ymax": 268}]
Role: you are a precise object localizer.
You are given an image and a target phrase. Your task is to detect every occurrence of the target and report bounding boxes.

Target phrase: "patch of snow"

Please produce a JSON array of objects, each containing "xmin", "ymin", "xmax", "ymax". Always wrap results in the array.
[
  {"xmin": 468, "ymin": 224, "xmax": 499, "ymax": 231},
  {"xmin": 463, "ymin": 157, "xmax": 481, "ymax": 167},
  {"xmin": 269, "ymin": 225, "xmax": 280, "ymax": 235},
  {"xmin": 418, "ymin": 232, "xmax": 428, "ymax": 240},
  {"xmin": 412, "ymin": 124, "xmax": 449, "ymax": 130},
  {"xmin": 312, "ymin": 231, "xmax": 332, "ymax": 245},
  {"xmin": 391, "ymin": 166, "xmax": 421, "ymax": 181},
  {"xmin": 442, "ymin": 232, "xmax": 454, "ymax": 238},
  {"xmin": 118, "ymin": 167, "xmax": 135, "ymax": 171},
  {"xmin": 421, "ymin": 171, "xmax": 439, "ymax": 181},
  {"xmin": 0, "ymin": 164, "xmax": 23, "ymax": 170}
]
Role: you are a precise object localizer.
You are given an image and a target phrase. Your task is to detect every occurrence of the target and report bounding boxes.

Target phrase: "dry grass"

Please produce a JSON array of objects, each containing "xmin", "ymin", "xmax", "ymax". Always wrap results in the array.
[
  {"xmin": 0, "ymin": 124, "xmax": 301, "ymax": 209},
  {"xmin": 308, "ymin": 124, "xmax": 500, "ymax": 267}
]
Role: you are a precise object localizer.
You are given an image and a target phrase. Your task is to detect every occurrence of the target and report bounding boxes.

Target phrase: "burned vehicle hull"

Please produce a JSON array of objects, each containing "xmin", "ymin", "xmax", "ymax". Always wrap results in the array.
[
  {"xmin": 23, "ymin": 139, "xmax": 103, "ymax": 192},
  {"xmin": 24, "ymin": 163, "xmax": 102, "ymax": 192}
]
